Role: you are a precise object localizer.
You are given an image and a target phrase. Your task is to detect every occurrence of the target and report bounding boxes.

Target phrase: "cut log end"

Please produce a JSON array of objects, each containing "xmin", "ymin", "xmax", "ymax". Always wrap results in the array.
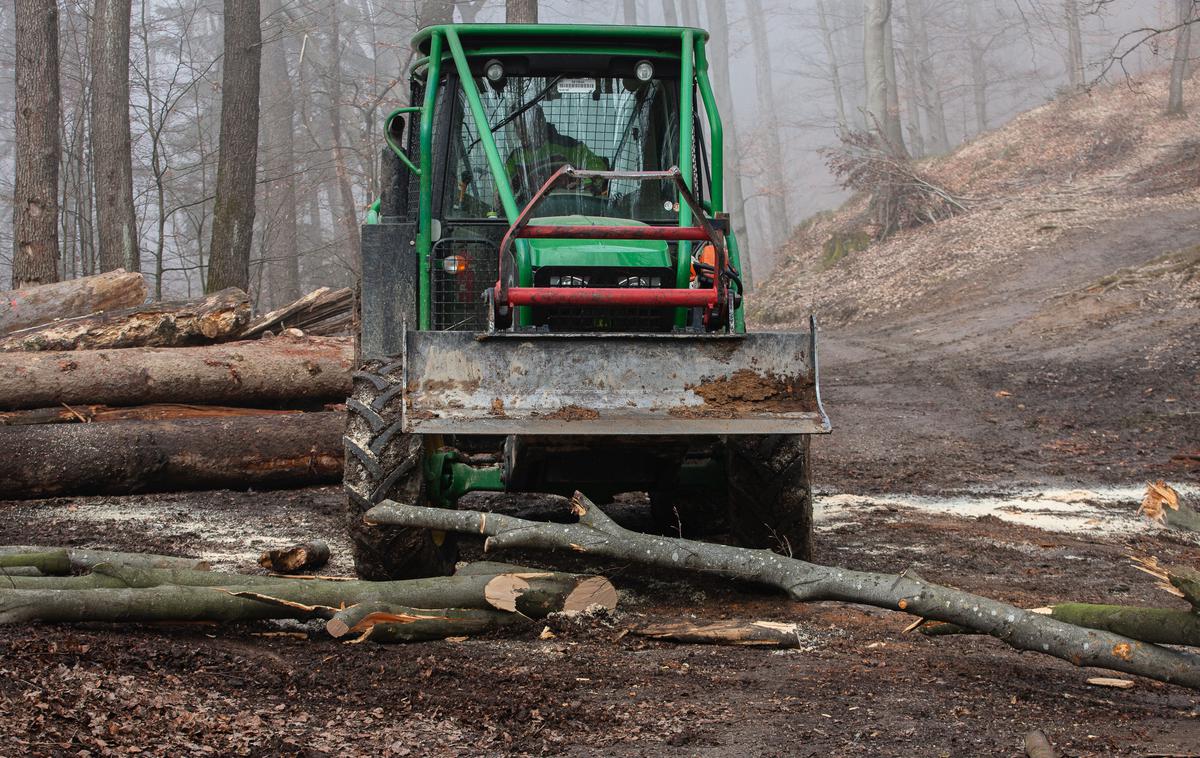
[{"xmin": 563, "ymin": 576, "xmax": 619, "ymax": 613}]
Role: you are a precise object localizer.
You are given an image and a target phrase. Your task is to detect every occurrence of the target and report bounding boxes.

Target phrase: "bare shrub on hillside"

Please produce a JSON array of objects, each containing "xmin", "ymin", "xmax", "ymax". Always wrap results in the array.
[{"xmin": 823, "ymin": 131, "xmax": 968, "ymax": 240}]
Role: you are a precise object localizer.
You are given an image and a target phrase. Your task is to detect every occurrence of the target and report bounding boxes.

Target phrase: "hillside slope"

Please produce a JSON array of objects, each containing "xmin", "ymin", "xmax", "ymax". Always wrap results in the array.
[
  {"xmin": 754, "ymin": 69, "xmax": 1200, "ymax": 493},
  {"xmin": 756, "ymin": 68, "xmax": 1199, "ymax": 341}
]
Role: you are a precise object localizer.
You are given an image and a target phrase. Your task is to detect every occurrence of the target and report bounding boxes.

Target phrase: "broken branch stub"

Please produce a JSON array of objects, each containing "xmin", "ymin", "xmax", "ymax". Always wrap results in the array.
[{"xmin": 365, "ymin": 494, "xmax": 1200, "ymax": 690}]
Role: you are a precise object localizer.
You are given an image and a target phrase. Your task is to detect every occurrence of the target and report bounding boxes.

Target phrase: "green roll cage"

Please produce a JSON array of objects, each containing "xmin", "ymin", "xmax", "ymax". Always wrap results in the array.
[{"xmin": 365, "ymin": 24, "xmax": 745, "ymax": 332}]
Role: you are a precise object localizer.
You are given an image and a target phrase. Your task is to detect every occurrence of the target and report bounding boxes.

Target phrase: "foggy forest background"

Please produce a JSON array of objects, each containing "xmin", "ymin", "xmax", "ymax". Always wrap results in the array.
[{"xmin": 0, "ymin": 0, "xmax": 1193, "ymax": 308}]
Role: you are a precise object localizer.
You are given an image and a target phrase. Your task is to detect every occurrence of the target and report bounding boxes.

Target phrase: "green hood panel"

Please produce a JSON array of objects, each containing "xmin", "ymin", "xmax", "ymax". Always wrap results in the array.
[{"xmin": 527, "ymin": 215, "xmax": 671, "ymax": 269}]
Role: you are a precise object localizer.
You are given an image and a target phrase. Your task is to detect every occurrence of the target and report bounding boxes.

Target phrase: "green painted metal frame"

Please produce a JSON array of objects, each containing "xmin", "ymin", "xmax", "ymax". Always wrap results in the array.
[
  {"xmin": 415, "ymin": 33, "xmax": 443, "ymax": 330},
  {"xmin": 424, "ymin": 450, "xmax": 505, "ymax": 508},
  {"xmin": 383, "ymin": 105, "xmax": 424, "ymax": 177},
  {"xmin": 399, "ymin": 24, "xmax": 745, "ymax": 332}
]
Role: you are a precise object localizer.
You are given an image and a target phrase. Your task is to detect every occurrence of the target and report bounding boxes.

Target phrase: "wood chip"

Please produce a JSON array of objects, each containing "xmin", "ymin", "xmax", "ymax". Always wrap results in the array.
[{"xmin": 1086, "ymin": 677, "xmax": 1134, "ymax": 689}]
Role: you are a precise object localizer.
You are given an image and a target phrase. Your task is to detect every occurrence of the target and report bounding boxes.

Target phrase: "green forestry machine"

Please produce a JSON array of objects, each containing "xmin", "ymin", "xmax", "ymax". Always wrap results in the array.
[{"xmin": 350, "ymin": 23, "xmax": 829, "ymax": 579}]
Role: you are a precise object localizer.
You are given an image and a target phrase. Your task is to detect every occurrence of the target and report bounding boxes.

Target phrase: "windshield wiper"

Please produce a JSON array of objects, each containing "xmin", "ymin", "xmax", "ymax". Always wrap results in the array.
[{"xmin": 467, "ymin": 75, "xmax": 565, "ymax": 152}]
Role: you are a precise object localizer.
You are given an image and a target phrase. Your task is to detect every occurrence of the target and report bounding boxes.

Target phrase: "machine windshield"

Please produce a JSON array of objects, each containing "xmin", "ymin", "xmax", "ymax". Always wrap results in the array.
[{"xmin": 445, "ymin": 75, "xmax": 682, "ymax": 221}]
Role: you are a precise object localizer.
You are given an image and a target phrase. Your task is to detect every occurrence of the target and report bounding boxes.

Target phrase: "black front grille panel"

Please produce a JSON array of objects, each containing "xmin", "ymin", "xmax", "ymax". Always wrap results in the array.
[
  {"xmin": 530, "ymin": 266, "xmax": 676, "ymax": 333},
  {"xmin": 432, "ymin": 239, "xmax": 499, "ymax": 331}
]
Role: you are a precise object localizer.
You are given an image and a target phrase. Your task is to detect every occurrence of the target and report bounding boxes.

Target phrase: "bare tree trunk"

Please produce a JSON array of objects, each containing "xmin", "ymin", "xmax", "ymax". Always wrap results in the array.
[
  {"xmin": 1064, "ymin": 0, "xmax": 1085, "ymax": 92},
  {"xmin": 882, "ymin": 9, "xmax": 908, "ymax": 156},
  {"xmin": 207, "ymin": 0, "xmax": 262, "ymax": 294},
  {"xmin": 679, "ymin": 0, "xmax": 699, "ymax": 28},
  {"xmin": 966, "ymin": 1, "xmax": 989, "ymax": 133},
  {"xmin": 90, "ymin": 0, "xmax": 139, "ymax": 274},
  {"xmin": 900, "ymin": 42, "xmax": 925, "ymax": 158},
  {"xmin": 744, "ymin": 0, "xmax": 791, "ymax": 249},
  {"xmin": 864, "ymin": 0, "xmax": 891, "ymax": 142},
  {"xmin": 326, "ymin": 6, "xmax": 361, "ymax": 277},
  {"xmin": 816, "ymin": 0, "xmax": 848, "ymax": 132},
  {"xmin": 707, "ymin": 0, "xmax": 754, "ymax": 286},
  {"xmin": 623, "ymin": 0, "xmax": 638, "ymax": 24},
  {"xmin": 1167, "ymin": 0, "xmax": 1195, "ymax": 115},
  {"xmin": 262, "ymin": 0, "xmax": 301, "ymax": 304},
  {"xmin": 905, "ymin": 0, "xmax": 949, "ymax": 153},
  {"xmin": 12, "ymin": 0, "xmax": 61, "ymax": 289},
  {"xmin": 506, "ymin": 0, "xmax": 538, "ymax": 23},
  {"xmin": 660, "ymin": 0, "xmax": 677, "ymax": 26}
]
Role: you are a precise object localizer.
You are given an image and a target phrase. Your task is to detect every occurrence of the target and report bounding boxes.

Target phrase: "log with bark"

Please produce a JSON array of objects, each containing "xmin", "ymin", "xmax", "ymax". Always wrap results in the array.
[
  {"xmin": 0, "ymin": 563, "xmax": 614, "ymax": 627},
  {"xmin": 0, "ymin": 412, "xmax": 343, "ymax": 498},
  {"xmin": 920, "ymin": 603, "xmax": 1200, "ymax": 647},
  {"xmin": 366, "ymin": 493, "xmax": 1200, "ymax": 690},
  {"xmin": 0, "ymin": 287, "xmax": 250, "ymax": 352},
  {"xmin": 0, "ymin": 270, "xmax": 147, "ymax": 335},
  {"xmin": 0, "ymin": 546, "xmax": 209, "ymax": 572},
  {"xmin": 0, "ymin": 404, "xmax": 303, "ymax": 426},
  {"xmin": 0, "ymin": 334, "xmax": 352, "ymax": 411},
  {"xmin": 239, "ymin": 287, "xmax": 353, "ymax": 339}
]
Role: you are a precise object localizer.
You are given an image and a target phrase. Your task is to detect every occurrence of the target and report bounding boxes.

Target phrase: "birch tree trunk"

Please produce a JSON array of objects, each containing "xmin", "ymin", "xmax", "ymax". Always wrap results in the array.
[
  {"xmin": 12, "ymin": 0, "xmax": 61, "ymax": 289},
  {"xmin": 506, "ymin": 0, "xmax": 538, "ymax": 23},
  {"xmin": 905, "ymin": 0, "xmax": 949, "ymax": 153},
  {"xmin": 1167, "ymin": 0, "xmax": 1195, "ymax": 115},
  {"xmin": 90, "ymin": 0, "xmax": 140, "ymax": 274},
  {"xmin": 744, "ymin": 0, "xmax": 792, "ymax": 249},
  {"xmin": 207, "ymin": 0, "xmax": 262, "ymax": 294}
]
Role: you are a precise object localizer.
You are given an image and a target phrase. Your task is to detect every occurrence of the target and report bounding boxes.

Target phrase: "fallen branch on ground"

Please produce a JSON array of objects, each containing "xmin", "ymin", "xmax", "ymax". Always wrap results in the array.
[
  {"xmin": 628, "ymin": 618, "xmax": 806, "ymax": 648},
  {"xmin": 919, "ymin": 603, "xmax": 1200, "ymax": 647},
  {"xmin": 366, "ymin": 493, "xmax": 1200, "ymax": 690}
]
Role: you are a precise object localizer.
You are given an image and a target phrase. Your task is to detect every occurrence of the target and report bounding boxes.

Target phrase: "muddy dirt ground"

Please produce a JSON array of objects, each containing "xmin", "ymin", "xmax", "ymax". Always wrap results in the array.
[{"xmin": 2, "ymin": 216, "xmax": 1199, "ymax": 756}]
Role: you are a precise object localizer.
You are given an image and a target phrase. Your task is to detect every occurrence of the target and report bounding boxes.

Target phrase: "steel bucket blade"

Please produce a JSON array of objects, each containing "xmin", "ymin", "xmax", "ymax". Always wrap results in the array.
[{"xmin": 402, "ymin": 324, "xmax": 830, "ymax": 436}]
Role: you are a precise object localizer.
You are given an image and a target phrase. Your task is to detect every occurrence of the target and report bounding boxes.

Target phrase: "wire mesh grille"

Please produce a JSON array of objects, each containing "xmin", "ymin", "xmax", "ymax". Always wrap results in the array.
[
  {"xmin": 432, "ymin": 239, "xmax": 498, "ymax": 331},
  {"xmin": 444, "ymin": 76, "xmax": 682, "ymax": 221}
]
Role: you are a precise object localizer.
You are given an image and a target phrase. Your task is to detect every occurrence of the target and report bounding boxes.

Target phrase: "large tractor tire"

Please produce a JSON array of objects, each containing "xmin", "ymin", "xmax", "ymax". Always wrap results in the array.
[
  {"xmin": 724, "ymin": 435, "xmax": 813, "ymax": 560},
  {"xmin": 344, "ymin": 359, "xmax": 458, "ymax": 579}
]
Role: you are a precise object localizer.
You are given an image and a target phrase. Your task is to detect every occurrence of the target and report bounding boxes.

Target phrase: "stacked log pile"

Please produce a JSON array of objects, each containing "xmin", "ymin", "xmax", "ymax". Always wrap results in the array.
[{"xmin": 0, "ymin": 274, "xmax": 356, "ymax": 499}]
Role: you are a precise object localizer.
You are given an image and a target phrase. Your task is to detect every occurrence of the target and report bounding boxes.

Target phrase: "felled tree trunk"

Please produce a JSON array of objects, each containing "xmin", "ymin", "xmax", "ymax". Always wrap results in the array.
[
  {"xmin": 0, "ymin": 404, "xmax": 303, "ymax": 426},
  {"xmin": 0, "ymin": 334, "xmax": 352, "ymax": 410},
  {"xmin": 0, "ymin": 565, "xmax": 612, "ymax": 625},
  {"xmin": 0, "ymin": 412, "xmax": 343, "ymax": 498},
  {"xmin": 920, "ymin": 603, "xmax": 1200, "ymax": 647},
  {"xmin": 0, "ymin": 270, "xmax": 146, "ymax": 335},
  {"xmin": 0, "ymin": 288, "xmax": 250, "ymax": 351},
  {"xmin": 0, "ymin": 546, "xmax": 209, "ymax": 572},
  {"xmin": 366, "ymin": 493, "xmax": 1200, "ymax": 690}
]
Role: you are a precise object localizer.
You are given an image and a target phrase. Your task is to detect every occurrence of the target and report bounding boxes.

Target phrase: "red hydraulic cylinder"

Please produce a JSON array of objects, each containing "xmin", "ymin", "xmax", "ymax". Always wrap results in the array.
[{"xmin": 505, "ymin": 286, "xmax": 716, "ymax": 308}]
